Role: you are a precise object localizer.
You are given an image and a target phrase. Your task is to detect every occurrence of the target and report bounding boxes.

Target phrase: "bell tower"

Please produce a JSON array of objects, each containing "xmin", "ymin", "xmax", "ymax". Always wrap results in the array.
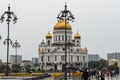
[
  {"xmin": 74, "ymin": 32, "xmax": 81, "ymax": 47},
  {"xmin": 46, "ymin": 31, "xmax": 52, "ymax": 46}
]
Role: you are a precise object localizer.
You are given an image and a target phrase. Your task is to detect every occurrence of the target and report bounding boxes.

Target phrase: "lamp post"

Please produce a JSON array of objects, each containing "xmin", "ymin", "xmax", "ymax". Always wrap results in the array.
[
  {"xmin": 12, "ymin": 40, "xmax": 20, "ymax": 65},
  {"xmin": 0, "ymin": 35, "xmax": 2, "ymax": 40},
  {"xmin": 68, "ymin": 47, "xmax": 71, "ymax": 78},
  {"xmin": 57, "ymin": 4, "xmax": 75, "ymax": 80},
  {"xmin": 0, "ymin": 4, "xmax": 18, "ymax": 76}
]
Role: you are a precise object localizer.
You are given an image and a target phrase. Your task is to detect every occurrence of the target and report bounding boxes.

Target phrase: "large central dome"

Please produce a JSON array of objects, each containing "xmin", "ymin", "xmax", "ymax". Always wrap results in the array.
[{"xmin": 54, "ymin": 20, "xmax": 72, "ymax": 30}]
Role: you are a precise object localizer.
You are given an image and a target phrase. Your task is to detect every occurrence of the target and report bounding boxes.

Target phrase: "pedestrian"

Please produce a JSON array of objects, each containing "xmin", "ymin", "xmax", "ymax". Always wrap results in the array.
[
  {"xmin": 107, "ymin": 71, "xmax": 110, "ymax": 78},
  {"xmin": 109, "ymin": 70, "xmax": 113, "ymax": 80},
  {"xmin": 100, "ymin": 70, "xmax": 105, "ymax": 80},
  {"xmin": 90, "ymin": 69, "xmax": 94, "ymax": 78},
  {"xmin": 95, "ymin": 70, "xmax": 100, "ymax": 80},
  {"xmin": 82, "ymin": 69, "xmax": 89, "ymax": 80},
  {"xmin": 114, "ymin": 69, "xmax": 119, "ymax": 80}
]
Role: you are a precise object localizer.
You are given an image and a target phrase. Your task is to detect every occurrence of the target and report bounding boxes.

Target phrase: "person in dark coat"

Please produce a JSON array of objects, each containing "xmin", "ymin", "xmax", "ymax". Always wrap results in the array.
[
  {"xmin": 101, "ymin": 70, "xmax": 105, "ymax": 80},
  {"xmin": 82, "ymin": 69, "xmax": 89, "ymax": 80}
]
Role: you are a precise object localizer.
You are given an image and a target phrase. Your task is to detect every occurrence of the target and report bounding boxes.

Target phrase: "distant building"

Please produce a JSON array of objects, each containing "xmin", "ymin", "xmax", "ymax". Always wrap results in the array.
[
  {"xmin": 107, "ymin": 52, "xmax": 120, "ymax": 60},
  {"xmin": 108, "ymin": 59, "xmax": 118, "ymax": 66},
  {"xmin": 2, "ymin": 62, "xmax": 12, "ymax": 67},
  {"xmin": 20, "ymin": 60, "xmax": 33, "ymax": 72},
  {"xmin": 32, "ymin": 57, "xmax": 39, "ymax": 65},
  {"xmin": 10, "ymin": 55, "xmax": 22, "ymax": 65},
  {"xmin": 108, "ymin": 59, "xmax": 120, "ymax": 69},
  {"xmin": 20, "ymin": 60, "xmax": 33, "ymax": 67},
  {"xmin": 88, "ymin": 54, "xmax": 99, "ymax": 62}
]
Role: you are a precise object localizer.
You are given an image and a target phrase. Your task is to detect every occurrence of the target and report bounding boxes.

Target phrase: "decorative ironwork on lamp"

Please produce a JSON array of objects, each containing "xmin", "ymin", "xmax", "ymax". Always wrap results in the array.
[
  {"xmin": 0, "ymin": 4, "xmax": 18, "ymax": 76},
  {"xmin": 57, "ymin": 3, "xmax": 75, "ymax": 80}
]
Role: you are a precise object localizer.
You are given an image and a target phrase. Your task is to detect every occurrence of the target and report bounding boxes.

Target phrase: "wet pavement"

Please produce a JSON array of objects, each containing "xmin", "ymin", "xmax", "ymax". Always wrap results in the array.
[
  {"xmin": 43, "ymin": 75, "xmax": 120, "ymax": 80},
  {"xmin": 0, "ymin": 75, "xmax": 120, "ymax": 80}
]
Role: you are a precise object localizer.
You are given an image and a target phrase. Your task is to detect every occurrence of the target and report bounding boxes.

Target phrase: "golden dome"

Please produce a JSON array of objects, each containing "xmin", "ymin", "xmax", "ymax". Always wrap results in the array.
[
  {"xmin": 46, "ymin": 31, "xmax": 52, "ymax": 38},
  {"xmin": 74, "ymin": 32, "xmax": 81, "ymax": 38},
  {"xmin": 54, "ymin": 20, "xmax": 72, "ymax": 30}
]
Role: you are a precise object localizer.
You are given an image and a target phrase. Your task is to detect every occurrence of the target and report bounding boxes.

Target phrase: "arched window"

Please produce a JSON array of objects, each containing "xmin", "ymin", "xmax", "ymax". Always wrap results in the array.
[
  {"xmin": 56, "ymin": 36, "xmax": 57, "ymax": 41},
  {"xmin": 77, "ymin": 49, "xmax": 79, "ymax": 52},
  {"xmin": 54, "ymin": 36, "xmax": 55, "ymax": 41},
  {"xmin": 59, "ymin": 36, "xmax": 60, "ymax": 41},
  {"xmin": 71, "ymin": 56, "xmax": 73, "ymax": 61},
  {"xmin": 83, "ymin": 56, "xmax": 85, "ymax": 62},
  {"xmin": 48, "ymin": 56, "xmax": 50, "ymax": 61},
  {"xmin": 71, "ymin": 49, "xmax": 73, "ymax": 52},
  {"xmin": 69, "ymin": 36, "xmax": 71, "ymax": 41},
  {"xmin": 55, "ymin": 56, "xmax": 57, "ymax": 61},
  {"xmin": 48, "ymin": 40, "xmax": 50, "ymax": 45},
  {"xmin": 48, "ymin": 49, "xmax": 50, "ymax": 52},
  {"xmin": 62, "ymin": 35, "xmax": 64, "ymax": 41},
  {"xmin": 77, "ymin": 40, "xmax": 79, "ymax": 46},
  {"xmin": 77, "ymin": 56, "xmax": 79, "ymax": 61}
]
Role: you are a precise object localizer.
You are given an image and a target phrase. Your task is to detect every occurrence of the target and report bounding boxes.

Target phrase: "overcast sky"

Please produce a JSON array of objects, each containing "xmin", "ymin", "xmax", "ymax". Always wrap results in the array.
[{"xmin": 0, "ymin": 0, "xmax": 120, "ymax": 61}]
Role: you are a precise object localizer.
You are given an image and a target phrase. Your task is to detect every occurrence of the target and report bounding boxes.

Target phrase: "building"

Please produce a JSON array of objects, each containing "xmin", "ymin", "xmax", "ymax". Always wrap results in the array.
[
  {"xmin": 20, "ymin": 60, "xmax": 33, "ymax": 71},
  {"xmin": 88, "ymin": 54, "xmax": 99, "ymax": 62},
  {"xmin": 108, "ymin": 59, "xmax": 120, "ymax": 69},
  {"xmin": 20, "ymin": 60, "xmax": 33, "ymax": 67},
  {"xmin": 108, "ymin": 59, "xmax": 118, "ymax": 66},
  {"xmin": 38, "ymin": 12, "xmax": 88, "ymax": 71},
  {"xmin": 107, "ymin": 52, "xmax": 120, "ymax": 60},
  {"xmin": 32, "ymin": 57, "xmax": 39, "ymax": 65},
  {"xmin": 10, "ymin": 55, "xmax": 22, "ymax": 65}
]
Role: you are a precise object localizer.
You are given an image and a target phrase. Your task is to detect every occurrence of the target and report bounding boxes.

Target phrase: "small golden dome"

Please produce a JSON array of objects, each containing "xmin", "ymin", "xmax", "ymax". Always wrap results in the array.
[
  {"xmin": 46, "ymin": 31, "xmax": 52, "ymax": 38},
  {"xmin": 40, "ymin": 48, "xmax": 45, "ymax": 52},
  {"xmin": 81, "ymin": 47, "xmax": 87, "ymax": 53},
  {"xmin": 72, "ymin": 38, "xmax": 75, "ymax": 42},
  {"xmin": 54, "ymin": 20, "xmax": 72, "ymax": 30},
  {"xmin": 74, "ymin": 32, "xmax": 81, "ymax": 38}
]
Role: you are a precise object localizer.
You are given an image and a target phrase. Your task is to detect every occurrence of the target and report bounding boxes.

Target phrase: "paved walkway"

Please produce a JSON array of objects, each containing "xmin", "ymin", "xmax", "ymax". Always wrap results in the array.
[
  {"xmin": 91, "ymin": 76, "xmax": 120, "ymax": 80},
  {"xmin": 42, "ymin": 75, "xmax": 120, "ymax": 80},
  {"xmin": 0, "ymin": 75, "xmax": 119, "ymax": 80}
]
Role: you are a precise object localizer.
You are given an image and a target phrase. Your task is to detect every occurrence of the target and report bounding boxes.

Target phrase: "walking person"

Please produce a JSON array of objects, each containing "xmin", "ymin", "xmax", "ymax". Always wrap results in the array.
[
  {"xmin": 109, "ymin": 70, "xmax": 113, "ymax": 80},
  {"xmin": 114, "ymin": 69, "xmax": 119, "ymax": 80},
  {"xmin": 107, "ymin": 71, "xmax": 110, "ymax": 79},
  {"xmin": 95, "ymin": 70, "xmax": 100, "ymax": 80},
  {"xmin": 82, "ymin": 69, "xmax": 89, "ymax": 80},
  {"xmin": 101, "ymin": 70, "xmax": 105, "ymax": 80}
]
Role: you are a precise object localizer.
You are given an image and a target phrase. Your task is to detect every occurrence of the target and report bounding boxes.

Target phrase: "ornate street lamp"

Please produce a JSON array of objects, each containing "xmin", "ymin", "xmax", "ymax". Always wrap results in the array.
[
  {"xmin": 57, "ymin": 4, "xmax": 75, "ymax": 80},
  {"xmin": 12, "ymin": 40, "xmax": 20, "ymax": 65},
  {"xmin": 0, "ymin": 4, "xmax": 18, "ymax": 76},
  {"xmin": 68, "ymin": 47, "xmax": 71, "ymax": 78}
]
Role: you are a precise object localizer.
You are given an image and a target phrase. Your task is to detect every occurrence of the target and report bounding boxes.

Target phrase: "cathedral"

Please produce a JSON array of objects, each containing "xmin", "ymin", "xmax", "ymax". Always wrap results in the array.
[
  {"xmin": 38, "ymin": 19, "xmax": 88, "ymax": 71},
  {"xmin": 38, "ymin": 4, "xmax": 88, "ymax": 71}
]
